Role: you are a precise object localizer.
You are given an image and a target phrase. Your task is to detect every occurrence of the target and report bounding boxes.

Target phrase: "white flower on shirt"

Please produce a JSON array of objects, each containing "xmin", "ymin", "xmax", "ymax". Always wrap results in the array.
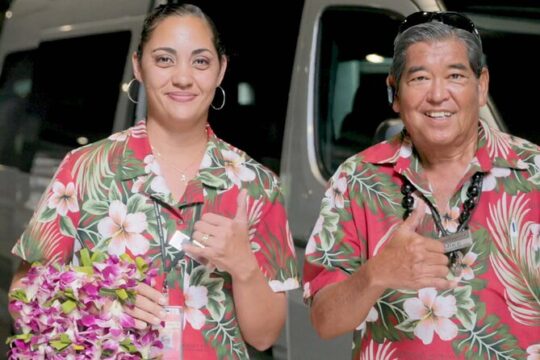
[
  {"xmin": 325, "ymin": 176, "xmax": 347, "ymax": 209},
  {"xmin": 98, "ymin": 200, "xmax": 149, "ymax": 256},
  {"xmin": 269, "ymin": 277, "xmax": 300, "ymax": 292},
  {"xmin": 356, "ymin": 306, "xmax": 379, "ymax": 332},
  {"xmin": 527, "ymin": 343, "xmax": 540, "ymax": 360},
  {"xmin": 183, "ymin": 274, "xmax": 209, "ymax": 330},
  {"xmin": 144, "ymin": 154, "xmax": 161, "ymax": 175},
  {"xmin": 222, "ymin": 150, "xmax": 255, "ymax": 186},
  {"xmin": 457, "ymin": 251, "xmax": 479, "ymax": 281},
  {"xmin": 403, "ymin": 288, "xmax": 458, "ymax": 345},
  {"xmin": 47, "ymin": 181, "xmax": 79, "ymax": 216},
  {"xmin": 108, "ymin": 131, "xmax": 128, "ymax": 142},
  {"xmin": 483, "ymin": 167, "xmax": 511, "ymax": 191}
]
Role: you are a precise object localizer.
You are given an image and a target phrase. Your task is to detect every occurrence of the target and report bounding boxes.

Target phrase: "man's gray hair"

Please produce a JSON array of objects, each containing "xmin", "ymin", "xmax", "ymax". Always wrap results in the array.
[{"xmin": 390, "ymin": 21, "xmax": 485, "ymax": 88}]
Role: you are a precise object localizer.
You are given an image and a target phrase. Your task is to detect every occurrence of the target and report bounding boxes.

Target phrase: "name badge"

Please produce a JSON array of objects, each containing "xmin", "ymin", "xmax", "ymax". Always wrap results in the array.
[{"xmin": 440, "ymin": 230, "xmax": 473, "ymax": 253}]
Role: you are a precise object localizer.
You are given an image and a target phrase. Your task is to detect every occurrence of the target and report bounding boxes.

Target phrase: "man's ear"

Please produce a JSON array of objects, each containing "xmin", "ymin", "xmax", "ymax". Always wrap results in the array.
[
  {"xmin": 386, "ymin": 76, "xmax": 399, "ymax": 113},
  {"xmin": 478, "ymin": 67, "xmax": 489, "ymax": 107}
]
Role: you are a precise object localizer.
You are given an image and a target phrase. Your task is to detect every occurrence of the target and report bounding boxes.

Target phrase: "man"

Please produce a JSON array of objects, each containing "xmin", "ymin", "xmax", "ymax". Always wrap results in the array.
[{"xmin": 303, "ymin": 11, "xmax": 540, "ymax": 359}]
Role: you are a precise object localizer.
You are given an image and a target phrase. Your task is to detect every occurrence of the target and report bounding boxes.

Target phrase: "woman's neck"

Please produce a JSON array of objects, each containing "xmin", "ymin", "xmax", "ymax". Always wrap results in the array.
[{"xmin": 146, "ymin": 118, "xmax": 208, "ymax": 154}]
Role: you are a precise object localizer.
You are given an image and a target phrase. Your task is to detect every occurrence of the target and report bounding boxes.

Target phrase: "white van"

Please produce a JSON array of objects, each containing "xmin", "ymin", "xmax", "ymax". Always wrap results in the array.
[{"xmin": 0, "ymin": 0, "xmax": 538, "ymax": 358}]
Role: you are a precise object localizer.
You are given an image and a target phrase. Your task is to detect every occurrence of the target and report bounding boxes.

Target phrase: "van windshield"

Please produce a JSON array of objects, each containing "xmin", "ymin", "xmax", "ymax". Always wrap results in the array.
[{"xmin": 0, "ymin": 31, "xmax": 131, "ymax": 172}]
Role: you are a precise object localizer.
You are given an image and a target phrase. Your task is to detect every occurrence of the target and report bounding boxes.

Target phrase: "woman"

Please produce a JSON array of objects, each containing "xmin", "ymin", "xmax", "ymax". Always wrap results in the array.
[{"xmin": 10, "ymin": 4, "xmax": 299, "ymax": 358}]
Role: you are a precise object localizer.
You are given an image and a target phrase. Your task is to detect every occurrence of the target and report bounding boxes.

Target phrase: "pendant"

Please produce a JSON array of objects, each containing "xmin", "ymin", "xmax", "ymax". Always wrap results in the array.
[
  {"xmin": 179, "ymin": 173, "xmax": 187, "ymax": 182},
  {"xmin": 440, "ymin": 230, "xmax": 473, "ymax": 253},
  {"xmin": 440, "ymin": 230, "xmax": 472, "ymax": 277}
]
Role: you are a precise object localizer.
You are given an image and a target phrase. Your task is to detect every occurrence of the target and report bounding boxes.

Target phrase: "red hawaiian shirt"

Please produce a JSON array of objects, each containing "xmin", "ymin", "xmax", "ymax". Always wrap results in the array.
[
  {"xmin": 303, "ymin": 121, "xmax": 540, "ymax": 359},
  {"xmin": 13, "ymin": 120, "xmax": 300, "ymax": 359}
]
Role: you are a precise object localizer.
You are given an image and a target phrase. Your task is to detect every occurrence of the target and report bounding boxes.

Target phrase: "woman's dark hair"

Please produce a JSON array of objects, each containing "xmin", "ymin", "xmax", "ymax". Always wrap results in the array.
[{"xmin": 136, "ymin": 3, "xmax": 226, "ymax": 63}]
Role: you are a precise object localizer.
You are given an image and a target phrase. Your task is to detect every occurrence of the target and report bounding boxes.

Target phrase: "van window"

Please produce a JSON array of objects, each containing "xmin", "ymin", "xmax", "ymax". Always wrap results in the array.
[
  {"xmin": 196, "ymin": 0, "xmax": 305, "ymax": 174},
  {"xmin": 480, "ymin": 30, "xmax": 540, "ymax": 145},
  {"xmin": 0, "ymin": 31, "xmax": 131, "ymax": 172},
  {"xmin": 316, "ymin": 7, "xmax": 402, "ymax": 176},
  {"xmin": 0, "ymin": 50, "xmax": 36, "ymax": 171},
  {"xmin": 33, "ymin": 32, "xmax": 131, "ymax": 156}
]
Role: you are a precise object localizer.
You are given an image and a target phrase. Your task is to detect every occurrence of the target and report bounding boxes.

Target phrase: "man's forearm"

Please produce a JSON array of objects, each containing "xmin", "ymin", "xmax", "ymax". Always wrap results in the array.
[{"xmin": 310, "ymin": 260, "xmax": 385, "ymax": 339}]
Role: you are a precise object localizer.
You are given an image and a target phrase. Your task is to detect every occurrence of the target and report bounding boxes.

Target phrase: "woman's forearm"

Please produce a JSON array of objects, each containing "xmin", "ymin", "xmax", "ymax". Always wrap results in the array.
[{"xmin": 232, "ymin": 259, "xmax": 287, "ymax": 351}]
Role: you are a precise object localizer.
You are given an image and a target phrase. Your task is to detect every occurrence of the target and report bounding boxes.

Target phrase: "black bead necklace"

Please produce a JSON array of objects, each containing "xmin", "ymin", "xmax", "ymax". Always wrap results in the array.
[{"xmin": 401, "ymin": 172, "xmax": 484, "ymax": 276}]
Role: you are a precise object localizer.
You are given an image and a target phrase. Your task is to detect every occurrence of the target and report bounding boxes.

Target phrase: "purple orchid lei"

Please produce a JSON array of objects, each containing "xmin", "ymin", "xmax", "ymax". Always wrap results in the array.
[{"xmin": 7, "ymin": 249, "xmax": 163, "ymax": 359}]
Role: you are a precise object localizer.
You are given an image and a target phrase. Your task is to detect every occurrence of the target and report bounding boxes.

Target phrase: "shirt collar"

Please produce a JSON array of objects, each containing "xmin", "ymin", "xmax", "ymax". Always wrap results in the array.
[
  {"xmin": 117, "ymin": 120, "xmax": 233, "ymax": 192},
  {"xmin": 362, "ymin": 120, "xmax": 528, "ymax": 173}
]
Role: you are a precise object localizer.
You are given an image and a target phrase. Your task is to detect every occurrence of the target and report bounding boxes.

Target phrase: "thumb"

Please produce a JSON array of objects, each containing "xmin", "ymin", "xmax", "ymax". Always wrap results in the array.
[
  {"xmin": 234, "ymin": 189, "xmax": 248, "ymax": 222},
  {"xmin": 403, "ymin": 200, "xmax": 426, "ymax": 231}
]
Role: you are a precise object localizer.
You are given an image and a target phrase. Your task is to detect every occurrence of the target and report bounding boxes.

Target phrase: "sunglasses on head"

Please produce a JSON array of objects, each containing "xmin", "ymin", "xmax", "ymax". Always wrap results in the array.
[{"xmin": 398, "ymin": 11, "xmax": 479, "ymax": 37}]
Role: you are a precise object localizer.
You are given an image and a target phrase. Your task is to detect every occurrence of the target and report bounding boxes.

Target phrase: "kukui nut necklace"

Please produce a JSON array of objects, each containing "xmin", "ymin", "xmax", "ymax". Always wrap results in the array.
[{"xmin": 401, "ymin": 172, "xmax": 484, "ymax": 276}]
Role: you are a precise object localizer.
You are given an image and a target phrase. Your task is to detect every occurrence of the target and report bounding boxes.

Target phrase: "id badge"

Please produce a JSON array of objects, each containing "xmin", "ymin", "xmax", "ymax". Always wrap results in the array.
[{"xmin": 160, "ymin": 305, "xmax": 183, "ymax": 360}]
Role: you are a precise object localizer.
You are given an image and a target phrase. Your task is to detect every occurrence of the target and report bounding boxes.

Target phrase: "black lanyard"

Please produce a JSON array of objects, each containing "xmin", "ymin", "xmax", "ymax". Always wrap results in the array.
[
  {"xmin": 152, "ymin": 199, "xmax": 202, "ymax": 275},
  {"xmin": 402, "ymin": 172, "xmax": 484, "ymax": 236}
]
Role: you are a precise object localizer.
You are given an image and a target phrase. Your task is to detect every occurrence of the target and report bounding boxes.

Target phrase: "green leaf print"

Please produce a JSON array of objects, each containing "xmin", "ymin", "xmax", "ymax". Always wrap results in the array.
[
  {"xmin": 454, "ymin": 286, "xmax": 477, "ymax": 330},
  {"xmin": 453, "ymin": 313, "xmax": 525, "ymax": 359},
  {"xmin": 349, "ymin": 165, "xmax": 400, "ymax": 215},
  {"xmin": 73, "ymin": 140, "xmax": 117, "ymax": 200},
  {"xmin": 38, "ymin": 207, "xmax": 57, "ymax": 223},
  {"xmin": 82, "ymin": 200, "xmax": 109, "ymax": 216},
  {"xmin": 372, "ymin": 290, "xmax": 415, "ymax": 342},
  {"xmin": 59, "ymin": 216, "xmax": 77, "ymax": 238},
  {"xmin": 126, "ymin": 194, "xmax": 151, "ymax": 214},
  {"xmin": 503, "ymin": 175, "xmax": 533, "ymax": 195},
  {"xmin": 108, "ymin": 183, "xmax": 122, "ymax": 203},
  {"xmin": 198, "ymin": 172, "xmax": 228, "ymax": 189},
  {"xmin": 207, "ymin": 315, "xmax": 247, "ymax": 360}
]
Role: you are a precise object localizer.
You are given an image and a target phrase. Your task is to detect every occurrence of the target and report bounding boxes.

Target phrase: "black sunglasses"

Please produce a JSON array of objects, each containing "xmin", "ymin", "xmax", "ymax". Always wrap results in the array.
[{"xmin": 398, "ymin": 11, "xmax": 480, "ymax": 38}]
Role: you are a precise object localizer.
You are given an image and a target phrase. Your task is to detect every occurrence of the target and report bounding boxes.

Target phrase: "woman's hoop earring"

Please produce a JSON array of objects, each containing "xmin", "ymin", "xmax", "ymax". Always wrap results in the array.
[
  {"xmin": 211, "ymin": 86, "xmax": 226, "ymax": 110},
  {"xmin": 126, "ymin": 78, "xmax": 139, "ymax": 104}
]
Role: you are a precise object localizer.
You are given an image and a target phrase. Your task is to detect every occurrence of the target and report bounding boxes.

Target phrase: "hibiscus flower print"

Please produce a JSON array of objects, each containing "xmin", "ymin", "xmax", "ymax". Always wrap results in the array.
[
  {"xmin": 183, "ymin": 274, "xmax": 209, "ymax": 330},
  {"xmin": 108, "ymin": 131, "xmax": 128, "ymax": 142},
  {"xmin": 527, "ymin": 344, "xmax": 540, "ymax": 360},
  {"xmin": 269, "ymin": 278, "xmax": 300, "ymax": 292},
  {"xmin": 456, "ymin": 251, "xmax": 478, "ymax": 281},
  {"xmin": 325, "ymin": 176, "xmax": 347, "ymax": 209},
  {"xmin": 144, "ymin": 154, "xmax": 161, "ymax": 175},
  {"xmin": 403, "ymin": 288, "xmax": 458, "ymax": 344},
  {"xmin": 442, "ymin": 206, "xmax": 460, "ymax": 233},
  {"xmin": 98, "ymin": 200, "xmax": 149, "ymax": 256},
  {"xmin": 222, "ymin": 150, "xmax": 255, "ymax": 186},
  {"xmin": 47, "ymin": 181, "xmax": 79, "ymax": 216},
  {"xmin": 482, "ymin": 167, "xmax": 511, "ymax": 191}
]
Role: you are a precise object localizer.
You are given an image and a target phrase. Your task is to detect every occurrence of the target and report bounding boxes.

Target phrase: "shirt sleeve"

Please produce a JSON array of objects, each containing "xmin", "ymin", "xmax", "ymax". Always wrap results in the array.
[
  {"xmin": 302, "ymin": 166, "xmax": 366, "ymax": 303},
  {"xmin": 250, "ymin": 182, "xmax": 300, "ymax": 293},
  {"xmin": 11, "ymin": 151, "xmax": 81, "ymax": 265}
]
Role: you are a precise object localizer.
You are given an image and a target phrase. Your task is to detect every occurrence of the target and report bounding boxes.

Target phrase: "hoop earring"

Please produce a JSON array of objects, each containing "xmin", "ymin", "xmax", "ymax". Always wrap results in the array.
[
  {"xmin": 211, "ymin": 86, "xmax": 226, "ymax": 110},
  {"xmin": 126, "ymin": 78, "xmax": 139, "ymax": 104}
]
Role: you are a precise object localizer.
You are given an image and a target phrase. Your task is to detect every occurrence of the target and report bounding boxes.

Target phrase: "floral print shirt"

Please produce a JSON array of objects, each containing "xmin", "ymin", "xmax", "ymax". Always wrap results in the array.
[
  {"xmin": 303, "ymin": 121, "xmax": 540, "ymax": 360},
  {"xmin": 13, "ymin": 120, "xmax": 300, "ymax": 359}
]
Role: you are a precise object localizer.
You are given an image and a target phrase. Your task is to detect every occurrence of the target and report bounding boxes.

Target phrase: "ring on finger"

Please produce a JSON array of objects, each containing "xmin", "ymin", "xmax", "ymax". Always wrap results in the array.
[
  {"xmin": 201, "ymin": 233, "xmax": 210, "ymax": 243},
  {"xmin": 193, "ymin": 233, "xmax": 209, "ymax": 248}
]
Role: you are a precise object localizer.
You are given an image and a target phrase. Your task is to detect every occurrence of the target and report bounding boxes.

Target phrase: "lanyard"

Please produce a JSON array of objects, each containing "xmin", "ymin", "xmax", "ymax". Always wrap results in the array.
[
  {"xmin": 152, "ymin": 199, "xmax": 202, "ymax": 275},
  {"xmin": 425, "ymin": 172, "xmax": 483, "ymax": 237}
]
